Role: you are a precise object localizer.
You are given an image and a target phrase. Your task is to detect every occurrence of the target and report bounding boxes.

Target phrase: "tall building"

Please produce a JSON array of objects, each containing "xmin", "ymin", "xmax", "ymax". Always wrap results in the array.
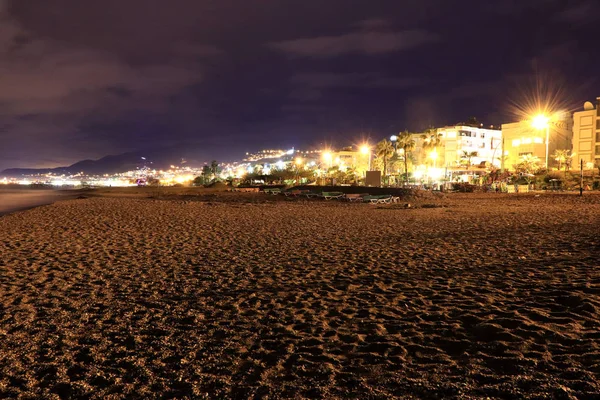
[
  {"xmin": 501, "ymin": 113, "xmax": 572, "ymax": 170},
  {"xmin": 572, "ymin": 99, "xmax": 600, "ymax": 166}
]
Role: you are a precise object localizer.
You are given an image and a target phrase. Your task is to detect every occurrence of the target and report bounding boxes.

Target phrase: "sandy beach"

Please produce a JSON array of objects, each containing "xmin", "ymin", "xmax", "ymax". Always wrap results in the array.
[{"xmin": 1, "ymin": 190, "xmax": 599, "ymax": 398}]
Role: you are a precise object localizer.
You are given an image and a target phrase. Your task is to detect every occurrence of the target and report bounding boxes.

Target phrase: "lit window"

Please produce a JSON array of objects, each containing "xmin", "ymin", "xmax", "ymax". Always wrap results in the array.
[
  {"xmin": 512, "ymin": 139, "xmax": 521, "ymax": 147},
  {"xmin": 534, "ymin": 137, "xmax": 543, "ymax": 144},
  {"xmin": 522, "ymin": 138, "xmax": 532, "ymax": 144},
  {"xmin": 447, "ymin": 131, "xmax": 457, "ymax": 138}
]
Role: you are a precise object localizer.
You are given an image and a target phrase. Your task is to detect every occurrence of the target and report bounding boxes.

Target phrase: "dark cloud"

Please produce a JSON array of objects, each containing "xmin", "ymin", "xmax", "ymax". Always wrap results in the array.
[
  {"xmin": 555, "ymin": 0, "xmax": 599, "ymax": 25},
  {"xmin": 269, "ymin": 30, "xmax": 438, "ymax": 57},
  {"xmin": 290, "ymin": 72, "xmax": 425, "ymax": 90}
]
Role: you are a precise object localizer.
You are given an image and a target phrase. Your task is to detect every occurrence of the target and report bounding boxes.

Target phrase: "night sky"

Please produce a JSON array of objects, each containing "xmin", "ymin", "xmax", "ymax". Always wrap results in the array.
[{"xmin": 1, "ymin": 0, "xmax": 599, "ymax": 170}]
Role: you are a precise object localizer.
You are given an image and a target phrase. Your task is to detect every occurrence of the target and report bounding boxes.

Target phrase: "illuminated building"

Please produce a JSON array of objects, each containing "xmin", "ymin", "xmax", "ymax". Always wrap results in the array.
[
  {"xmin": 412, "ymin": 125, "xmax": 502, "ymax": 169},
  {"xmin": 501, "ymin": 113, "xmax": 572, "ymax": 170},
  {"xmin": 572, "ymin": 98, "xmax": 600, "ymax": 166}
]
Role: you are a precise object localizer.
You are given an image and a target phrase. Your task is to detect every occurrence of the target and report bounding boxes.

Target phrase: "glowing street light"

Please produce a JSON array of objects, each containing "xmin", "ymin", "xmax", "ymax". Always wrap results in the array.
[
  {"xmin": 322, "ymin": 151, "xmax": 333, "ymax": 168},
  {"xmin": 390, "ymin": 135, "xmax": 398, "ymax": 153},
  {"xmin": 430, "ymin": 149, "xmax": 438, "ymax": 169},
  {"xmin": 532, "ymin": 114, "xmax": 550, "ymax": 170},
  {"xmin": 360, "ymin": 144, "xmax": 372, "ymax": 171}
]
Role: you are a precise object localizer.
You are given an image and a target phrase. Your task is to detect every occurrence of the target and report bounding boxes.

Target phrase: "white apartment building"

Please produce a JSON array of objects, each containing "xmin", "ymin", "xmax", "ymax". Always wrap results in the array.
[{"xmin": 413, "ymin": 125, "xmax": 503, "ymax": 169}]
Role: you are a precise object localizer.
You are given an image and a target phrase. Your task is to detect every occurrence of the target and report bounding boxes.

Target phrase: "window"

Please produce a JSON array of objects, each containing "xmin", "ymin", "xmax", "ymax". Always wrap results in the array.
[
  {"xmin": 512, "ymin": 139, "xmax": 521, "ymax": 147},
  {"xmin": 596, "ymin": 145, "xmax": 600, "ymax": 156},
  {"xmin": 519, "ymin": 152, "xmax": 533, "ymax": 157},
  {"xmin": 596, "ymin": 131, "xmax": 600, "ymax": 142}
]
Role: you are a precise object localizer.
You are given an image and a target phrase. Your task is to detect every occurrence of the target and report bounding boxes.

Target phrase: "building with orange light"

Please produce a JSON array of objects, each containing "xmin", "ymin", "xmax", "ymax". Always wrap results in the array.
[{"xmin": 501, "ymin": 113, "xmax": 572, "ymax": 171}]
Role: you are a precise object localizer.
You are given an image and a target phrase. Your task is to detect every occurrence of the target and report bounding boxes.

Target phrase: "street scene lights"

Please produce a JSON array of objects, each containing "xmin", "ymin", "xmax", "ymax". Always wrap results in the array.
[
  {"xmin": 322, "ymin": 151, "xmax": 333, "ymax": 169},
  {"xmin": 532, "ymin": 114, "xmax": 550, "ymax": 170},
  {"xmin": 360, "ymin": 145, "xmax": 371, "ymax": 171},
  {"xmin": 430, "ymin": 149, "xmax": 438, "ymax": 169},
  {"xmin": 390, "ymin": 135, "xmax": 398, "ymax": 153}
]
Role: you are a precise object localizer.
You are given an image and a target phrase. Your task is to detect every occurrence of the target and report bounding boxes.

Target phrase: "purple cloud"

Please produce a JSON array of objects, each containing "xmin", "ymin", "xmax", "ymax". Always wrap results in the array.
[{"xmin": 269, "ymin": 30, "xmax": 438, "ymax": 57}]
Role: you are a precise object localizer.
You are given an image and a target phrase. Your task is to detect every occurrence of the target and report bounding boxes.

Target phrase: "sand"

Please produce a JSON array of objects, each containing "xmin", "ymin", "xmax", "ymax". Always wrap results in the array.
[{"xmin": 1, "ymin": 191, "xmax": 599, "ymax": 398}]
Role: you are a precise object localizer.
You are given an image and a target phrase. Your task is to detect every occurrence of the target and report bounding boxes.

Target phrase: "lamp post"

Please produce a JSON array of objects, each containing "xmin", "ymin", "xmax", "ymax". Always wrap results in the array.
[
  {"xmin": 322, "ymin": 151, "xmax": 332, "ymax": 169},
  {"xmin": 532, "ymin": 114, "xmax": 550, "ymax": 170},
  {"xmin": 389, "ymin": 135, "xmax": 398, "ymax": 185},
  {"xmin": 430, "ymin": 149, "xmax": 438, "ymax": 169},
  {"xmin": 360, "ymin": 145, "xmax": 371, "ymax": 171},
  {"xmin": 390, "ymin": 135, "xmax": 398, "ymax": 152},
  {"xmin": 429, "ymin": 149, "xmax": 438, "ymax": 189}
]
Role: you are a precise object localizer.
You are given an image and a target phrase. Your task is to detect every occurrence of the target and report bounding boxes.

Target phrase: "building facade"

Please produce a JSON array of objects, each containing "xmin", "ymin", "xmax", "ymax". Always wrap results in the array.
[
  {"xmin": 412, "ymin": 125, "xmax": 502, "ymax": 169},
  {"xmin": 572, "ymin": 99, "xmax": 600, "ymax": 167},
  {"xmin": 501, "ymin": 113, "xmax": 572, "ymax": 171}
]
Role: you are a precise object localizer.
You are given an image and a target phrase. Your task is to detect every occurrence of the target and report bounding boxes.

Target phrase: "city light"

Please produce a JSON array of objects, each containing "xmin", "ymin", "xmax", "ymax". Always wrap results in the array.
[
  {"xmin": 360, "ymin": 145, "xmax": 370, "ymax": 155},
  {"xmin": 531, "ymin": 114, "xmax": 549, "ymax": 130},
  {"xmin": 430, "ymin": 149, "xmax": 438, "ymax": 169},
  {"xmin": 531, "ymin": 114, "xmax": 550, "ymax": 169}
]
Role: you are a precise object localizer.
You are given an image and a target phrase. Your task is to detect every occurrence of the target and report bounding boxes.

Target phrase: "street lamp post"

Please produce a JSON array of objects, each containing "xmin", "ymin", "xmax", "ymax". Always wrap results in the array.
[
  {"xmin": 532, "ymin": 114, "xmax": 550, "ymax": 170},
  {"xmin": 430, "ymin": 149, "xmax": 438, "ymax": 169},
  {"xmin": 389, "ymin": 135, "xmax": 398, "ymax": 185},
  {"xmin": 360, "ymin": 145, "xmax": 371, "ymax": 171},
  {"xmin": 429, "ymin": 149, "xmax": 438, "ymax": 189},
  {"xmin": 390, "ymin": 135, "xmax": 398, "ymax": 152}
]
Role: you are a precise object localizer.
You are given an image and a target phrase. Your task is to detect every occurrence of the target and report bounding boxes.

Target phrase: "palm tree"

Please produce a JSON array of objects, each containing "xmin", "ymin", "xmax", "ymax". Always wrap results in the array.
[
  {"xmin": 375, "ymin": 139, "xmax": 395, "ymax": 185},
  {"xmin": 210, "ymin": 160, "xmax": 220, "ymax": 180},
  {"xmin": 552, "ymin": 149, "xmax": 570, "ymax": 171},
  {"xmin": 461, "ymin": 151, "xmax": 478, "ymax": 170},
  {"xmin": 516, "ymin": 154, "xmax": 541, "ymax": 185},
  {"xmin": 397, "ymin": 131, "xmax": 415, "ymax": 184}
]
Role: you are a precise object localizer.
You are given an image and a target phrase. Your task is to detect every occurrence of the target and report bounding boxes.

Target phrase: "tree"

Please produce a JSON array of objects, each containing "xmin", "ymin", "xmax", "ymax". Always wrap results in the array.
[
  {"xmin": 192, "ymin": 176, "xmax": 204, "ymax": 186},
  {"xmin": 552, "ymin": 149, "xmax": 570, "ymax": 171},
  {"xmin": 465, "ymin": 117, "xmax": 481, "ymax": 127},
  {"xmin": 210, "ymin": 160, "xmax": 220, "ymax": 180},
  {"xmin": 461, "ymin": 151, "xmax": 478, "ymax": 170},
  {"xmin": 553, "ymin": 149, "xmax": 574, "ymax": 180},
  {"xmin": 397, "ymin": 131, "xmax": 416, "ymax": 184},
  {"xmin": 515, "ymin": 154, "xmax": 540, "ymax": 185},
  {"xmin": 375, "ymin": 139, "xmax": 395, "ymax": 185},
  {"xmin": 201, "ymin": 165, "xmax": 211, "ymax": 183}
]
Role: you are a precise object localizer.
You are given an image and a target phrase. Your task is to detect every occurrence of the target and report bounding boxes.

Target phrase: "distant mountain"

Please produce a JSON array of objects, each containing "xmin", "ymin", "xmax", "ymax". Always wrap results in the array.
[
  {"xmin": 1, "ymin": 143, "xmax": 241, "ymax": 177},
  {"xmin": 1, "ymin": 149, "xmax": 205, "ymax": 177},
  {"xmin": 1, "ymin": 153, "xmax": 150, "ymax": 177}
]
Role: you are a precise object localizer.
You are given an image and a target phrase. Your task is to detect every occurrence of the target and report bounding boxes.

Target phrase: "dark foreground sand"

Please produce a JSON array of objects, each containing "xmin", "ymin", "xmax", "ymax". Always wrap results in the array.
[{"xmin": 1, "ymin": 191, "xmax": 599, "ymax": 399}]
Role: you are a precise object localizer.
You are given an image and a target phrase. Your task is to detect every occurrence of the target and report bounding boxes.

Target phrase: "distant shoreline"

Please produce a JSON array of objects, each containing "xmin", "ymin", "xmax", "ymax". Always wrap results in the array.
[{"xmin": 0, "ymin": 188, "xmax": 84, "ymax": 217}]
